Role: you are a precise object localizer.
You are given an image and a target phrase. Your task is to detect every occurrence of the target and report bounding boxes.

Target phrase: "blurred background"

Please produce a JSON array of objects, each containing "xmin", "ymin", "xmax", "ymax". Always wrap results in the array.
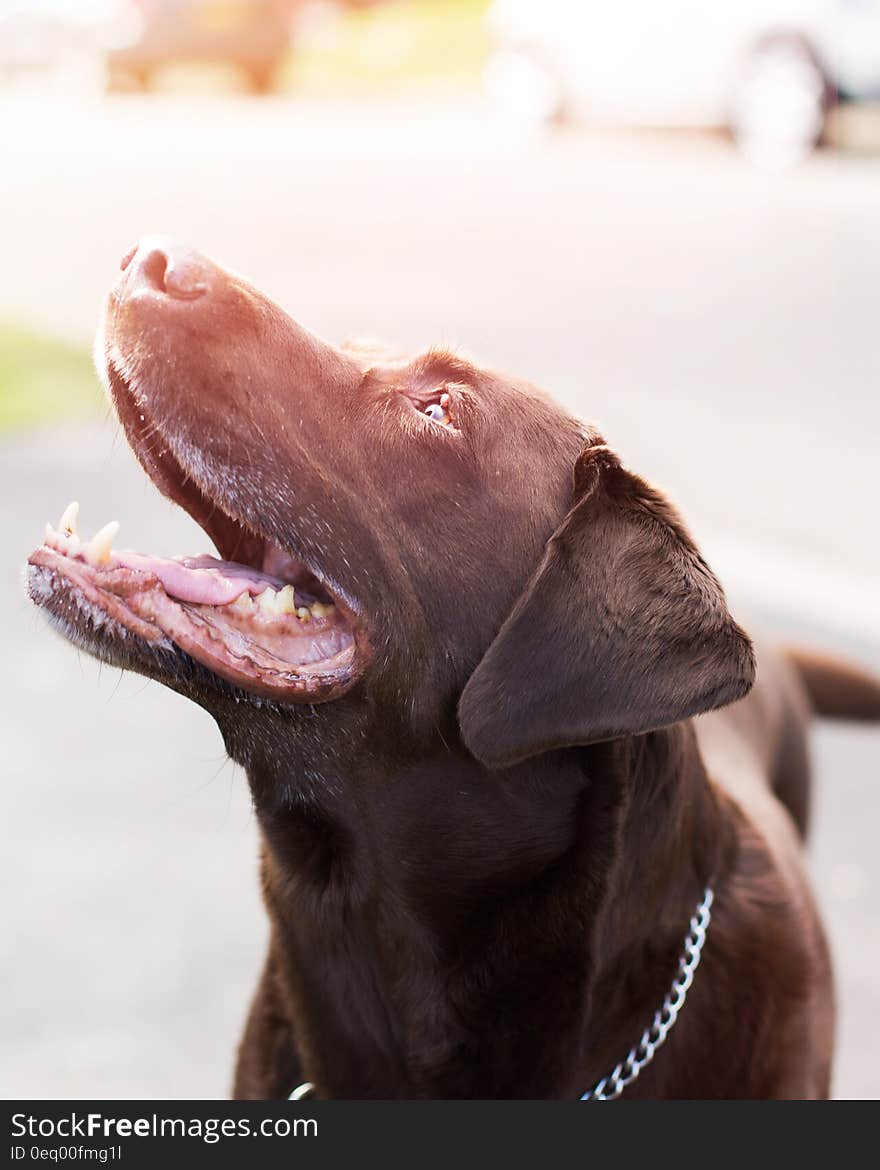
[{"xmin": 1, "ymin": 0, "xmax": 878, "ymax": 1099}]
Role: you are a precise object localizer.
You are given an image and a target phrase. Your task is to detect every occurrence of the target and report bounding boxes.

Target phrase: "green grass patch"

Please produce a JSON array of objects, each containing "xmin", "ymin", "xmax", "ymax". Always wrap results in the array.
[{"xmin": 0, "ymin": 325, "xmax": 101, "ymax": 432}]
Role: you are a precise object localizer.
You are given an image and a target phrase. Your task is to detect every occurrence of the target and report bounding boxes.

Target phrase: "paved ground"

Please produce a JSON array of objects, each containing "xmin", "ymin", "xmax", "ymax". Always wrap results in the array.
[{"xmin": 1, "ymin": 93, "xmax": 878, "ymax": 1099}]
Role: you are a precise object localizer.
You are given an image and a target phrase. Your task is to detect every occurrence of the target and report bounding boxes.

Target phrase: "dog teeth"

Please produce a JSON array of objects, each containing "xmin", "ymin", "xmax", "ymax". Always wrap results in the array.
[
  {"xmin": 47, "ymin": 507, "xmax": 119, "ymax": 565},
  {"xmin": 248, "ymin": 588, "xmax": 335, "ymax": 621},
  {"xmin": 257, "ymin": 588, "xmax": 278, "ymax": 615},
  {"xmin": 276, "ymin": 585, "xmax": 296, "ymax": 614},
  {"xmin": 40, "ymin": 509, "xmax": 340, "ymax": 624},
  {"xmin": 45, "ymin": 515, "xmax": 82, "ymax": 557},
  {"xmin": 86, "ymin": 520, "xmax": 120, "ymax": 565},
  {"xmin": 58, "ymin": 500, "xmax": 79, "ymax": 535}
]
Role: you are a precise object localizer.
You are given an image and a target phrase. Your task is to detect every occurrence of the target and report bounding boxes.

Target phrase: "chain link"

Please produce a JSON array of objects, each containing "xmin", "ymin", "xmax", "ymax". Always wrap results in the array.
[{"xmin": 580, "ymin": 886, "xmax": 714, "ymax": 1101}]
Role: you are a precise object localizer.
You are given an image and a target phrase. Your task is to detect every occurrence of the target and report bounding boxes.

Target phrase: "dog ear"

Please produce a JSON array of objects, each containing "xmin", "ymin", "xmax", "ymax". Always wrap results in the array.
[{"xmin": 458, "ymin": 444, "xmax": 755, "ymax": 769}]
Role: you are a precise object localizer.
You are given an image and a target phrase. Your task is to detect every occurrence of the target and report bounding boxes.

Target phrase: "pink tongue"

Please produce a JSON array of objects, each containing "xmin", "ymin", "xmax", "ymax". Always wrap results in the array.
[{"xmin": 114, "ymin": 552, "xmax": 283, "ymax": 606}]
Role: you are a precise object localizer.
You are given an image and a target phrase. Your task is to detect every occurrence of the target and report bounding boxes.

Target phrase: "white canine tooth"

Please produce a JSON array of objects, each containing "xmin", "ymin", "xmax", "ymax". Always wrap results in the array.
[
  {"xmin": 87, "ymin": 520, "xmax": 119, "ymax": 565},
  {"xmin": 67, "ymin": 534, "xmax": 81, "ymax": 556},
  {"xmin": 276, "ymin": 585, "xmax": 296, "ymax": 614},
  {"xmin": 58, "ymin": 501, "xmax": 79, "ymax": 535}
]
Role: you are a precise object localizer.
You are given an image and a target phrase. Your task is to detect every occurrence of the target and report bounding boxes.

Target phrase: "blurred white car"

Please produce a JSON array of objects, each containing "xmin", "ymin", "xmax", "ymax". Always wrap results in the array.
[{"xmin": 485, "ymin": 0, "xmax": 880, "ymax": 163}]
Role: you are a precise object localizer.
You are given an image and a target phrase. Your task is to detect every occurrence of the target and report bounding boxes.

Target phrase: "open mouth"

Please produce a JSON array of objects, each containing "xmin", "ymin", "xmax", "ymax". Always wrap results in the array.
[{"xmin": 26, "ymin": 369, "xmax": 361, "ymax": 706}]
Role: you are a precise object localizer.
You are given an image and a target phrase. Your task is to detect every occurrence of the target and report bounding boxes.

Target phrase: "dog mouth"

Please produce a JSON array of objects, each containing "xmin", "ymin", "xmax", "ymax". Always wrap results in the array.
[{"xmin": 26, "ymin": 363, "xmax": 362, "ymax": 705}]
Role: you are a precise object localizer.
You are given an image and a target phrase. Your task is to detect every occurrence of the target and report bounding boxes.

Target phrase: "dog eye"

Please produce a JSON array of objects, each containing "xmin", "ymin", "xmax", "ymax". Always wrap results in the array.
[{"xmin": 423, "ymin": 392, "xmax": 452, "ymax": 427}]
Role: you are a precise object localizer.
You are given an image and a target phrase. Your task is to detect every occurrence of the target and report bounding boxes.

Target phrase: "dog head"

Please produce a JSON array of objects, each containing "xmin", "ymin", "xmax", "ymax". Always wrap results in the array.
[{"xmin": 27, "ymin": 240, "xmax": 754, "ymax": 769}]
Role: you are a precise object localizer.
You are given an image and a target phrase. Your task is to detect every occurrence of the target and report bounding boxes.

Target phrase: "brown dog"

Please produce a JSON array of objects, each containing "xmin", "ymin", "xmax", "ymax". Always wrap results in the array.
[{"xmin": 27, "ymin": 240, "xmax": 880, "ymax": 1099}]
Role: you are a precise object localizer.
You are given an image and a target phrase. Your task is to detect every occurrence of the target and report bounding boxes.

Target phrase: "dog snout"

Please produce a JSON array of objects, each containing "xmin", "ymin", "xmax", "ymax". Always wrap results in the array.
[{"xmin": 120, "ymin": 238, "xmax": 212, "ymax": 302}]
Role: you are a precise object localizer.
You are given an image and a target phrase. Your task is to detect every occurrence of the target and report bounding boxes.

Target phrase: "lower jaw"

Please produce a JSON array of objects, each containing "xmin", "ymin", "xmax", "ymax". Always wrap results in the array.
[{"xmin": 27, "ymin": 547, "xmax": 361, "ymax": 704}]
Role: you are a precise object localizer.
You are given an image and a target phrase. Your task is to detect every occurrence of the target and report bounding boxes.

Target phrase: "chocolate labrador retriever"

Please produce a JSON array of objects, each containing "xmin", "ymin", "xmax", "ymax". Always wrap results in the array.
[{"xmin": 27, "ymin": 240, "xmax": 880, "ymax": 1099}]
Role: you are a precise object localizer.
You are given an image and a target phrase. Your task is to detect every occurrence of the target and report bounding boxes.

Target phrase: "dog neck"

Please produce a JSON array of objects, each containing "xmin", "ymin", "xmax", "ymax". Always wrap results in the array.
[{"xmin": 233, "ymin": 719, "xmax": 726, "ymax": 1099}]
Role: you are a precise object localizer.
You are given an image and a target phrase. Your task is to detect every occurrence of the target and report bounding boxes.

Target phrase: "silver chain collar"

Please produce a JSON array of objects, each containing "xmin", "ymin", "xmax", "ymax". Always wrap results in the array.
[
  {"xmin": 289, "ymin": 886, "xmax": 714, "ymax": 1104},
  {"xmin": 580, "ymin": 885, "xmax": 714, "ymax": 1100}
]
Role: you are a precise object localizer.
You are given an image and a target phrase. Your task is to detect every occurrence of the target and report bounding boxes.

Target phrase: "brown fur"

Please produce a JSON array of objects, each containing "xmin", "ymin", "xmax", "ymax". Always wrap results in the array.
[{"xmin": 784, "ymin": 646, "xmax": 880, "ymax": 722}]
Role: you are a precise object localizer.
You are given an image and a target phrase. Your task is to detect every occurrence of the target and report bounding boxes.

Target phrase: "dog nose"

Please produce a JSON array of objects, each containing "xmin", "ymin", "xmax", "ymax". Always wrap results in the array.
[{"xmin": 121, "ymin": 238, "xmax": 211, "ymax": 301}]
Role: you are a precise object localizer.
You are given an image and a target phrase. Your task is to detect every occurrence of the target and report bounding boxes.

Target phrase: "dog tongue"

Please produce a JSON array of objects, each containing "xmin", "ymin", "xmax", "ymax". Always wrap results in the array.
[{"xmin": 114, "ymin": 551, "xmax": 284, "ymax": 605}]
